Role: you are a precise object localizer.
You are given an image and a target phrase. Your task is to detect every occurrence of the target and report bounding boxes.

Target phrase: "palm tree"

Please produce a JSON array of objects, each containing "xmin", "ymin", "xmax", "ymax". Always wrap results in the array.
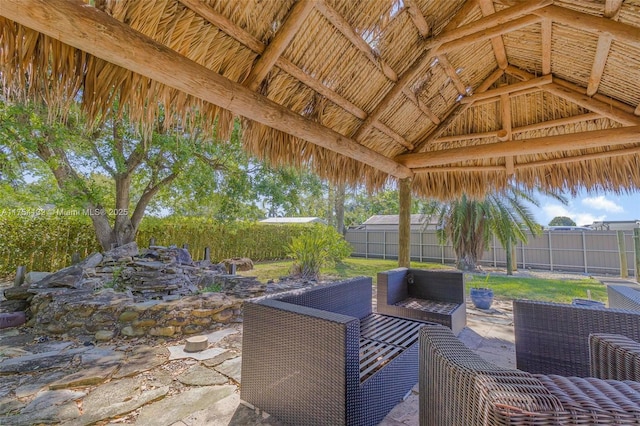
[{"xmin": 425, "ymin": 187, "xmax": 565, "ymax": 273}]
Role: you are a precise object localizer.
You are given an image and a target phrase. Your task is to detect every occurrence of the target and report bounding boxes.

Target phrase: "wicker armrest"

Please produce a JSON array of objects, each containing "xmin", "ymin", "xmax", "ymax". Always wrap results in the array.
[
  {"xmin": 419, "ymin": 325, "xmax": 562, "ymax": 426},
  {"xmin": 589, "ymin": 333, "xmax": 640, "ymax": 381}
]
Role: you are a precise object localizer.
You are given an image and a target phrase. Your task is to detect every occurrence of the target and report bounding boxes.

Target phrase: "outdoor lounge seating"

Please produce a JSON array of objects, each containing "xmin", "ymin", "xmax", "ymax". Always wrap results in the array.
[
  {"xmin": 419, "ymin": 325, "xmax": 640, "ymax": 425},
  {"xmin": 513, "ymin": 299, "xmax": 640, "ymax": 376},
  {"xmin": 608, "ymin": 284, "xmax": 640, "ymax": 311},
  {"xmin": 377, "ymin": 268, "xmax": 466, "ymax": 335},
  {"xmin": 241, "ymin": 277, "xmax": 432, "ymax": 426}
]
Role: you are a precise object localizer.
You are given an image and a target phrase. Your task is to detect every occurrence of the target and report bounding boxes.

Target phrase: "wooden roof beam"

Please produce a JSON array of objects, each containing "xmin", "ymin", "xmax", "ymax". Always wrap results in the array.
[
  {"xmin": 402, "ymin": 89, "xmax": 441, "ymax": 125},
  {"xmin": 413, "ymin": 67, "xmax": 505, "ymax": 153},
  {"xmin": 507, "ymin": 65, "xmax": 640, "ymax": 125},
  {"xmin": 477, "ymin": 0, "xmax": 509, "ymax": 69},
  {"xmin": 413, "ymin": 145, "xmax": 640, "ymax": 173},
  {"xmin": 353, "ymin": 0, "xmax": 547, "ymax": 141},
  {"xmin": 436, "ymin": 55, "xmax": 467, "ymax": 95},
  {"xmin": 586, "ymin": 34, "xmax": 613, "ymax": 96},
  {"xmin": 4, "ymin": 0, "xmax": 412, "ymax": 179},
  {"xmin": 404, "ymin": 0, "xmax": 431, "ymax": 38},
  {"xmin": 315, "ymin": 1, "xmax": 398, "ymax": 82},
  {"xmin": 243, "ymin": 0, "xmax": 314, "ymax": 91},
  {"xmin": 373, "ymin": 122, "xmax": 414, "ymax": 150},
  {"xmin": 546, "ymin": 80, "xmax": 640, "ymax": 126},
  {"xmin": 541, "ymin": 18, "xmax": 552, "ymax": 74},
  {"xmin": 604, "ymin": 0, "xmax": 624, "ymax": 20},
  {"xmin": 460, "ymin": 75, "xmax": 552, "ymax": 104},
  {"xmin": 396, "ymin": 126, "xmax": 640, "ymax": 168},
  {"xmin": 178, "ymin": 0, "xmax": 367, "ymax": 120},
  {"xmin": 532, "ymin": 5, "xmax": 640, "ymax": 49},
  {"xmin": 435, "ymin": 112, "xmax": 602, "ymax": 143}
]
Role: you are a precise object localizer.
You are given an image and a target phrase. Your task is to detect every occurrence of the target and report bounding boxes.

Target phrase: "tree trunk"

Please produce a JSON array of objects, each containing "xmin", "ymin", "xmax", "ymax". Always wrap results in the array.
[
  {"xmin": 505, "ymin": 237, "xmax": 513, "ymax": 275},
  {"xmin": 334, "ymin": 183, "xmax": 346, "ymax": 235}
]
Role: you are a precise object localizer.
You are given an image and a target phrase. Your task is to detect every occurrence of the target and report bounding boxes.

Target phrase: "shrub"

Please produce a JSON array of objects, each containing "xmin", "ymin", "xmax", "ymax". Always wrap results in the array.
[{"xmin": 288, "ymin": 224, "xmax": 352, "ymax": 279}]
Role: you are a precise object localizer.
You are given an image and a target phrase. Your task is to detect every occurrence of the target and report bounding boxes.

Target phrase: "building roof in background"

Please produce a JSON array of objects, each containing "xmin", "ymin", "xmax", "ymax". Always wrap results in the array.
[
  {"xmin": 362, "ymin": 214, "xmax": 433, "ymax": 226},
  {"xmin": 260, "ymin": 217, "xmax": 326, "ymax": 224}
]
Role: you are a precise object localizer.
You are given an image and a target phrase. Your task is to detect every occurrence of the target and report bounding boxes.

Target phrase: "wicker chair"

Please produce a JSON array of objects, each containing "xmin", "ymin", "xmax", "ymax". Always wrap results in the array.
[
  {"xmin": 419, "ymin": 325, "xmax": 640, "ymax": 425},
  {"xmin": 377, "ymin": 268, "xmax": 466, "ymax": 335},
  {"xmin": 513, "ymin": 299, "xmax": 640, "ymax": 376},
  {"xmin": 608, "ymin": 284, "xmax": 640, "ymax": 311},
  {"xmin": 241, "ymin": 277, "xmax": 432, "ymax": 426}
]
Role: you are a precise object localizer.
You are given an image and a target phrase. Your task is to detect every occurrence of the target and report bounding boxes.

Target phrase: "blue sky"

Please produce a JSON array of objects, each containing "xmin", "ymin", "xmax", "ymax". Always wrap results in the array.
[{"xmin": 532, "ymin": 189, "xmax": 640, "ymax": 227}]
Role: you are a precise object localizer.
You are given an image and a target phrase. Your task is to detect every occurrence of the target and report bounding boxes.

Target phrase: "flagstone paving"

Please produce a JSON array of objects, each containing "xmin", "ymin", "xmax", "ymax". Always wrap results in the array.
[{"xmin": 0, "ymin": 301, "xmax": 515, "ymax": 425}]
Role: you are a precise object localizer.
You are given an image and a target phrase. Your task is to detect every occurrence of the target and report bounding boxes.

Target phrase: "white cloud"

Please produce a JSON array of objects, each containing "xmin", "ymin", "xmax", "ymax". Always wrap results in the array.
[
  {"xmin": 581, "ymin": 195, "xmax": 624, "ymax": 213},
  {"xmin": 540, "ymin": 203, "xmax": 605, "ymax": 227}
]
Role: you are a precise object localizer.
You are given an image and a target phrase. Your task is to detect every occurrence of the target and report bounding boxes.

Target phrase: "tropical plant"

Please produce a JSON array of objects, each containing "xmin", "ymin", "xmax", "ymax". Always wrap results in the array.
[
  {"xmin": 425, "ymin": 187, "xmax": 566, "ymax": 272},
  {"xmin": 288, "ymin": 224, "xmax": 352, "ymax": 279}
]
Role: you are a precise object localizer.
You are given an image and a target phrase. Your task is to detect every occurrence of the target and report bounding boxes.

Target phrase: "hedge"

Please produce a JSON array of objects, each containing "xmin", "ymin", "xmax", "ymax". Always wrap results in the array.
[{"xmin": 0, "ymin": 211, "xmax": 310, "ymax": 277}]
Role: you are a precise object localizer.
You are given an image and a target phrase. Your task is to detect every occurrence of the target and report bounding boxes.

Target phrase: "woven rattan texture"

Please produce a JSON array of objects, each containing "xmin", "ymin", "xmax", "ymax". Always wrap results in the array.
[
  {"xmin": 608, "ymin": 285, "xmax": 640, "ymax": 311},
  {"xmin": 241, "ymin": 277, "xmax": 431, "ymax": 426},
  {"xmin": 514, "ymin": 299, "xmax": 640, "ymax": 376},
  {"xmin": 420, "ymin": 325, "xmax": 640, "ymax": 426},
  {"xmin": 377, "ymin": 268, "xmax": 466, "ymax": 335},
  {"xmin": 590, "ymin": 333, "xmax": 640, "ymax": 382}
]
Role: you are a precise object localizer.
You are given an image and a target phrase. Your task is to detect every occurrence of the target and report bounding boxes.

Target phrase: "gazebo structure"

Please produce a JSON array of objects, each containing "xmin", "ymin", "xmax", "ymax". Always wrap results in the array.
[{"xmin": 2, "ymin": 0, "xmax": 640, "ymax": 266}]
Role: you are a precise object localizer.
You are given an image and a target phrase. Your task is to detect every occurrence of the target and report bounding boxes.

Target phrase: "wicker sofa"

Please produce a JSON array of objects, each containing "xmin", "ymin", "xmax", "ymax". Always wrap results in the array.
[
  {"xmin": 419, "ymin": 325, "xmax": 640, "ymax": 425},
  {"xmin": 608, "ymin": 284, "xmax": 640, "ymax": 311},
  {"xmin": 241, "ymin": 277, "xmax": 432, "ymax": 426},
  {"xmin": 513, "ymin": 299, "xmax": 640, "ymax": 376},
  {"xmin": 377, "ymin": 268, "xmax": 466, "ymax": 335}
]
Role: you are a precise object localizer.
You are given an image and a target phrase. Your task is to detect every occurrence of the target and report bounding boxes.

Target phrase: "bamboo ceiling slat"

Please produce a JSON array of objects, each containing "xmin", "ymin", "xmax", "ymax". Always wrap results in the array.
[
  {"xmin": 598, "ymin": 41, "xmax": 640, "ymax": 109},
  {"xmin": 550, "ymin": 23, "xmax": 600, "ymax": 87}
]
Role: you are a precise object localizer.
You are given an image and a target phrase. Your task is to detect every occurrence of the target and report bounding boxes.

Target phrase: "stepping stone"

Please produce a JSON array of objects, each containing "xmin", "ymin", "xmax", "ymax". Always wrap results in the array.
[
  {"xmin": 49, "ymin": 364, "xmax": 119, "ymax": 390},
  {"xmin": 134, "ymin": 385, "xmax": 235, "ymax": 426},
  {"xmin": 1, "ymin": 389, "xmax": 84, "ymax": 425},
  {"xmin": 205, "ymin": 327, "xmax": 239, "ymax": 345},
  {"xmin": 168, "ymin": 345, "xmax": 226, "ymax": 361},
  {"xmin": 202, "ymin": 349, "xmax": 237, "ymax": 367},
  {"xmin": 0, "ymin": 347, "xmax": 89, "ymax": 374},
  {"xmin": 112, "ymin": 346, "xmax": 168, "ymax": 379},
  {"xmin": 14, "ymin": 369, "xmax": 71, "ymax": 398},
  {"xmin": 177, "ymin": 365, "xmax": 227, "ymax": 386},
  {"xmin": 214, "ymin": 357, "xmax": 242, "ymax": 383},
  {"xmin": 64, "ymin": 378, "xmax": 169, "ymax": 426}
]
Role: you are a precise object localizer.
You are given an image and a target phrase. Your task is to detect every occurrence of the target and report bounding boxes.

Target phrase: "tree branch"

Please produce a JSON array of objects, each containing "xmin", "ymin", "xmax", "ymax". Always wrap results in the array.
[{"xmin": 130, "ymin": 172, "xmax": 179, "ymax": 228}]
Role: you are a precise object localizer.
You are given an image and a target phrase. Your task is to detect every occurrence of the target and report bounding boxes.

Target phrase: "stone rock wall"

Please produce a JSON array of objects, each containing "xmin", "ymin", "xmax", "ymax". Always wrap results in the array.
[{"xmin": 29, "ymin": 288, "xmax": 243, "ymax": 340}]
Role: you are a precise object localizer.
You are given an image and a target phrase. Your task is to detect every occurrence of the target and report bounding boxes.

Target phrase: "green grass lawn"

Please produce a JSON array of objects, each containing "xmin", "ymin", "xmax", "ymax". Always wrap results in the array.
[{"xmin": 242, "ymin": 258, "xmax": 607, "ymax": 304}]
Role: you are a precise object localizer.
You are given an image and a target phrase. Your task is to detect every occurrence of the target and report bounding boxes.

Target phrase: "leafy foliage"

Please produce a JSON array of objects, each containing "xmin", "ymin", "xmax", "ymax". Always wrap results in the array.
[
  {"xmin": 549, "ymin": 216, "xmax": 576, "ymax": 226},
  {"xmin": 287, "ymin": 224, "xmax": 352, "ymax": 279}
]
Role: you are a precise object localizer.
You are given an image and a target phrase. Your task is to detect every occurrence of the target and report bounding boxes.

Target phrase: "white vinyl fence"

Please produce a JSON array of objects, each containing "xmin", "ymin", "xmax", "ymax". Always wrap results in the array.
[{"xmin": 345, "ymin": 229, "xmax": 638, "ymax": 277}]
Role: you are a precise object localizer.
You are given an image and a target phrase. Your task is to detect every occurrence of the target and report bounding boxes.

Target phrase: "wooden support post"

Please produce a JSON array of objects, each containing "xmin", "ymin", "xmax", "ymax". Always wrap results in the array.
[
  {"xmin": 14, "ymin": 266, "xmax": 26, "ymax": 287},
  {"xmin": 617, "ymin": 230, "xmax": 628, "ymax": 278},
  {"xmin": 634, "ymin": 228, "xmax": 640, "ymax": 282},
  {"xmin": 204, "ymin": 247, "xmax": 211, "ymax": 262},
  {"xmin": 398, "ymin": 178, "xmax": 412, "ymax": 268}
]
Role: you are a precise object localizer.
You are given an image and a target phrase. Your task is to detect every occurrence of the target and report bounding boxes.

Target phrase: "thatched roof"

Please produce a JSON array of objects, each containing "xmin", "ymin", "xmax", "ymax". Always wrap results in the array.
[{"xmin": 2, "ymin": 0, "xmax": 640, "ymax": 199}]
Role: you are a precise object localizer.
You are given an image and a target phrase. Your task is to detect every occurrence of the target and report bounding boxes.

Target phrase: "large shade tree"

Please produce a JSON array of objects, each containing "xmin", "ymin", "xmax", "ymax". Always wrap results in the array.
[
  {"xmin": 0, "ymin": 99, "xmax": 240, "ymax": 250},
  {"xmin": 426, "ymin": 188, "xmax": 565, "ymax": 272}
]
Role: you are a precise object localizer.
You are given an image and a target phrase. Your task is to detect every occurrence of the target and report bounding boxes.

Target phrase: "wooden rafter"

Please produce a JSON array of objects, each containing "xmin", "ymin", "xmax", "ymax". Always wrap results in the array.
[
  {"xmin": 315, "ymin": 1, "xmax": 398, "ymax": 82},
  {"xmin": 533, "ymin": 5, "xmax": 640, "ymax": 48},
  {"xmin": 436, "ymin": 55, "xmax": 467, "ymax": 95},
  {"xmin": 178, "ymin": 0, "xmax": 367, "ymax": 120},
  {"xmin": 435, "ymin": 112, "xmax": 602, "ymax": 143},
  {"xmin": 413, "ymin": 145, "xmax": 640, "ymax": 173},
  {"xmin": 507, "ymin": 66, "xmax": 640, "ymax": 126},
  {"xmin": 243, "ymin": 0, "xmax": 314, "ymax": 91},
  {"xmin": 541, "ymin": 18, "xmax": 552, "ymax": 74},
  {"xmin": 477, "ymin": 0, "xmax": 509, "ymax": 69},
  {"xmin": 604, "ymin": 0, "xmax": 624, "ymax": 20},
  {"xmin": 413, "ymin": 68, "xmax": 505, "ymax": 153},
  {"xmin": 404, "ymin": 0, "xmax": 430, "ymax": 38},
  {"xmin": 373, "ymin": 122, "xmax": 414, "ymax": 150},
  {"xmin": 4, "ymin": 0, "xmax": 413, "ymax": 179},
  {"xmin": 460, "ymin": 75, "xmax": 552, "ymax": 104},
  {"xmin": 500, "ymin": 92, "xmax": 514, "ymax": 174},
  {"xmin": 586, "ymin": 34, "xmax": 613, "ymax": 96},
  {"xmin": 353, "ymin": 0, "xmax": 548, "ymax": 142},
  {"xmin": 396, "ymin": 126, "xmax": 640, "ymax": 169},
  {"xmin": 403, "ymin": 89, "xmax": 441, "ymax": 125}
]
